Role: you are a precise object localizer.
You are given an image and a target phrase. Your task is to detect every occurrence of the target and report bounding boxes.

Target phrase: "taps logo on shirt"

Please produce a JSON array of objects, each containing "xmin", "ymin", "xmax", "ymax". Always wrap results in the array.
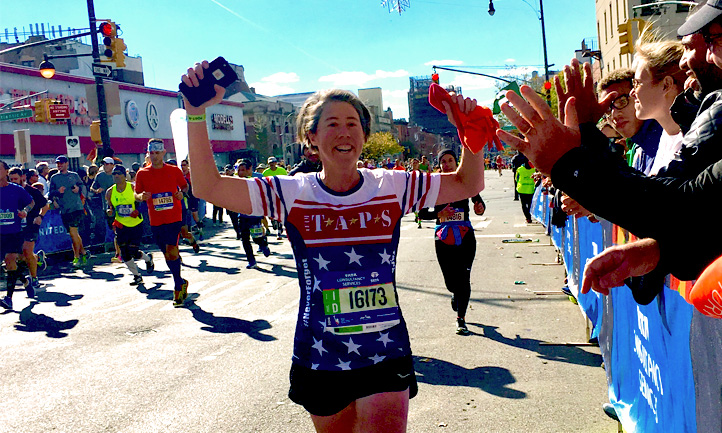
[{"xmin": 289, "ymin": 201, "xmax": 401, "ymax": 247}]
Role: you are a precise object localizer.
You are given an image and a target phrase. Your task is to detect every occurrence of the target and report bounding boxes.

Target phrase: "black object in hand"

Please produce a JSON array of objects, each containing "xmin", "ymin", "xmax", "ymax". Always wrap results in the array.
[{"xmin": 179, "ymin": 56, "xmax": 239, "ymax": 107}]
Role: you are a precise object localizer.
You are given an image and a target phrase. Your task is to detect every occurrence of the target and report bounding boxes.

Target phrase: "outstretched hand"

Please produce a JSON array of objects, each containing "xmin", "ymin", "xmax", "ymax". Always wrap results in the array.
[
  {"xmin": 180, "ymin": 60, "xmax": 226, "ymax": 113},
  {"xmin": 496, "ymin": 85, "xmax": 582, "ymax": 175},
  {"xmin": 581, "ymin": 238, "xmax": 661, "ymax": 295}
]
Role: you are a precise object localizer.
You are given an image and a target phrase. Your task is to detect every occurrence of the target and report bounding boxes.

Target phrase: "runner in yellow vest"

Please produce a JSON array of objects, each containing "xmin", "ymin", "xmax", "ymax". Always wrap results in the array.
[
  {"xmin": 515, "ymin": 162, "xmax": 537, "ymax": 224},
  {"xmin": 106, "ymin": 165, "xmax": 154, "ymax": 286}
]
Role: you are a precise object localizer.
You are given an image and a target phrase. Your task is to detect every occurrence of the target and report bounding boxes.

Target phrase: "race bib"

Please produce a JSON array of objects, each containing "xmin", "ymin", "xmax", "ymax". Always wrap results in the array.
[
  {"xmin": 0, "ymin": 211, "xmax": 14, "ymax": 225},
  {"xmin": 116, "ymin": 204, "xmax": 134, "ymax": 216},
  {"xmin": 448, "ymin": 209, "xmax": 464, "ymax": 221},
  {"xmin": 152, "ymin": 192, "xmax": 174, "ymax": 211},
  {"xmin": 322, "ymin": 267, "xmax": 400, "ymax": 334},
  {"xmin": 250, "ymin": 224, "xmax": 265, "ymax": 239}
]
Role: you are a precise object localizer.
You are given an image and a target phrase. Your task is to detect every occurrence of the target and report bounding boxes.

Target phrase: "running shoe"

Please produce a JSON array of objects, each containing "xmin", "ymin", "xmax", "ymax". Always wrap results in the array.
[
  {"xmin": 246, "ymin": 262, "xmax": 258, "ymax": 269},
  {"xmin": 36, "ymin": 250, "xmax": 47, "ymax": 271},
  {"xmin": 80, "ymin": 255, "xmax": 88, "ymax": 267},
  {"xmin": 191, "ymin": 241, "xmax": 200, "ymax": 254},
  {"xmin": 173, "ymin": 279, "xmax": 189, "ymax": 307},
  {"xmin": 32, "ymin": 277, "xmax": 43, "ymax": 293},
  {"xmin": 111, "ymin": 255, "xmax": 122, "ymax": 263},
  {"xmin": 25, "ymin": 277, "xmax": 35, "ymax": 299},
  {"xmin": 0, "ymin": 296, "xmax": 12, "ymax": 310},
  {"xmin": 72, "ymin": 257, "xmax": 81, "ymax": 269},
  {"xmin": 145, "ymin": 254, "xmax": 154, "ymax": 274},
  {"xmin": 261, "ymin": 245, "xmax": 271, "ymax": 257},
  {"xmin": 456, "ymin": 318, "xmax": 470, "ymax": 335},
  {"xmin": 130, "ymin": 275, "xmax": 143, "ymax": 286}
]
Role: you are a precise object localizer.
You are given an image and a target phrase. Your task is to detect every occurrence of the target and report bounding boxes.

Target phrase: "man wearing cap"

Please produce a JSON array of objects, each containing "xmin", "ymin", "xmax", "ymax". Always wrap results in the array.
[
  {"xmin": 288, "ymin": 144, "xmax": 321, "ymax": 175},
  {"xmin": 106, "ymin": 164, "xmax": 154, "ymax": 286},
  {"xmin": 0, "ymin": 161, "xmax": 34, "ymax": 310},
  {"xmin": 135, "ymin": 139, "xmax": 190, "ymax": 307},
  {"xmin": 92, "ymin": 156, "xmax": 122, "ymax": 261},
  {"xmin": 262, "ymin": 156, "xmax": 287, "ymax": 239},
  {"xmin": 49, "ymin": 155, "xmax": 89, "ymax": 268}
]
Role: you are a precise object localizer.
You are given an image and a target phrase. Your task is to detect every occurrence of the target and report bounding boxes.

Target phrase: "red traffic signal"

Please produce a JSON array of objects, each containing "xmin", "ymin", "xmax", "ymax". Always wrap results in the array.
[
  {"xmin": 431, "ymin": 73, "xmax": 439, "ymax": 84},
  {"xmin": 543, "ymin": 81, "xmax": 552, "ymax": 90},
  {"xmin": 98, "ymin": 21, "xmax": 116, "ymax": 37}
]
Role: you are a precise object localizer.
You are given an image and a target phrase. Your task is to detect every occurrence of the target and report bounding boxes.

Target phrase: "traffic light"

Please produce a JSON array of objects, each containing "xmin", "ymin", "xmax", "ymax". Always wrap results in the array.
[
  {"xmin": 98, "ymin": 21, "xmax": 126, "ymax": 67},
  {"xmin": 34, "ymin": 99, "xmax": 48, "ymax": 123},
  {"xmin": 90, "ymin": 120, "xmax": 102, "ymax": 143},
  {"xmin": 618, "ymin": 21, "xmax": 634, "ymax": 55},
  {"xmin": 111, "ymin": 38, "xmax": 127, "ymax": 67}
]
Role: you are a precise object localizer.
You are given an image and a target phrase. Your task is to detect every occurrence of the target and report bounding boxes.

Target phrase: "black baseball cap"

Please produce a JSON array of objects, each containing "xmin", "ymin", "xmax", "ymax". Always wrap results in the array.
[
  {"xmin": 55, "ymin": 155, "xmax": 68, "ymax": 163},
  {"xmin": 112, "ymin": 165, "xmax": 127, "ymax": 176},
  {"xmin": 679, "ymin": 0, "xmax": 722, "ymax": 36}
]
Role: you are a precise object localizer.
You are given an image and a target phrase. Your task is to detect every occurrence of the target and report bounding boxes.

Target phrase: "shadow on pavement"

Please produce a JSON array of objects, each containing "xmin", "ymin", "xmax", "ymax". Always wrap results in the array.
[
  {"xmin": 413, "ymin": 355, "xmax": 526, "ymax": 399},
  {"xmin": 35, "ymin": 289, "xmax": 83, "ymax": 307},
  {"xmin": 470, "ymin": 323, "xmax": 603, "ymax": 367},
  {"xmin": 256, "ymin": 263, "xmax": 298, "ymax": 279},
  {"xmin": 183, "ymin": 259, "xmax": 241, "ymax": 275},
  {"xmin": 185, "ymin": 299, "xmax": 277, "ymax": 341},
  {"xmin": 14, "ymin": 301, "xmax": 79, "ymax": 338},
  {"xmin": 135, "ymin": 282, "xmax": 174, "ymax": 301}
]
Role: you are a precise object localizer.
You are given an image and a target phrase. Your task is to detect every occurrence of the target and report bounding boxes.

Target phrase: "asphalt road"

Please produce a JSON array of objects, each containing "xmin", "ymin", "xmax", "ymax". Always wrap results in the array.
[{"xmin": 1, "ymin": 170, "xmax": 618, "ymax": 433}]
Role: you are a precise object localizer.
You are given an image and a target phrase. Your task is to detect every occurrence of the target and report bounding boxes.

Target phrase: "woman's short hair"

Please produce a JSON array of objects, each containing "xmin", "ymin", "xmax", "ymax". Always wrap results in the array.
[
  {"xmin": 296, "ymin": 89, "xmax": 371, "ymax": 145},
  {"xmin": 635, "ymin": 40, "xmax": 685, "ymax": 88}
]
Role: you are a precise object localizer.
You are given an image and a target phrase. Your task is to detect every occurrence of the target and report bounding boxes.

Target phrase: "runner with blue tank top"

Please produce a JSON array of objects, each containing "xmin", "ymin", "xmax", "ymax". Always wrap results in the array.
[{"xmin": 182, "ymin": 60, "xmax": 486, "ymax": 432}]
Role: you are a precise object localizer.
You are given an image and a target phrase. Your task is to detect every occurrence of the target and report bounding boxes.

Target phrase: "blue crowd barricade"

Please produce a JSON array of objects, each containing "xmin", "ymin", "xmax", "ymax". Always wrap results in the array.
[
  {"xmin": 34, "ymin": 205, "xmax": 152, "ymax": 255},
  {"xmin": 531, "ymin": 186, "xmax": 722, "ymax": 432}
]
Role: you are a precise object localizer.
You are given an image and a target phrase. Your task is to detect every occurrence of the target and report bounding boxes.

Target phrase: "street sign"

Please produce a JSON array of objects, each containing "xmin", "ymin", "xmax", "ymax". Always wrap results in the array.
[
  {"xmin": 0, "ymin": 109, "xmax": 33, "ymax": 122},
  {"xmin": 66, "ymin": 136, "xmax": 81, "ymax": 158},
  {"xmin": 92, "ymin": 63, "xmax": 113, "ymax": 78},
  {"xmin": 48, "ymin": 104, "xmax": 71, "ymax": 120}
]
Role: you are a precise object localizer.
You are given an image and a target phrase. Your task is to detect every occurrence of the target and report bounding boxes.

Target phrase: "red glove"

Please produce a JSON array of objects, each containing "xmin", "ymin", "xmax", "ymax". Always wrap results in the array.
[
  {"xmin": 684, "ymin": 255, "xmax": 722, "ymax": 319},
  {"xmin": 130, "ymin": 209, "xmax": 140, "ymax": 218},
  {"xmin": 428, "ymin": 83, "xmax": 503, "ymax": 153}
]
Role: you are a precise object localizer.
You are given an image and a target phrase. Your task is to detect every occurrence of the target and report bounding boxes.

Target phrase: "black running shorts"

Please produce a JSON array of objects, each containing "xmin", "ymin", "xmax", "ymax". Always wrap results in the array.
[{"xmin": 288, "ymin": 354, "xmax": 417, "ymax": 417}]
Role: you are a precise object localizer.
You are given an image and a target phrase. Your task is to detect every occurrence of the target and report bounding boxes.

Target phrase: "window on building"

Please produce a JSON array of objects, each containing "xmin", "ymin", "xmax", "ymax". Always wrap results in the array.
[
  {"xmin": 21, "ymin": 60, "xmax": 34, "ymax": 67},
  {"xmin": 604, "ymin": 12, "xmax": 608, "ymax": 44}
]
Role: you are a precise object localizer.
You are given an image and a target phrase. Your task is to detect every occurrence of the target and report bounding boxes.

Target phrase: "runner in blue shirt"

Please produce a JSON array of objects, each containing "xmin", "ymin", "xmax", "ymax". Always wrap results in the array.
[{"xmin": 1, "ymin": 161, "xmax": 34, "ymax": 310}]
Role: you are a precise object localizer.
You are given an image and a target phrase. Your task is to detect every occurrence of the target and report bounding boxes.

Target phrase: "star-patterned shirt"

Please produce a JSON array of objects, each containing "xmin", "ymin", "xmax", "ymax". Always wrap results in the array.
[{"xmin": 246, "ymin": 168, "xmax": 440, "ymax": 371}]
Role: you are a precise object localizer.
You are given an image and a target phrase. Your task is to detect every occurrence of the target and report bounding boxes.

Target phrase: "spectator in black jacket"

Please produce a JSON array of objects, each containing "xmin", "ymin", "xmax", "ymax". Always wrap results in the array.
[{"xmin": 495, "ymin": 8, "xmax": 722, "ymax": 303}]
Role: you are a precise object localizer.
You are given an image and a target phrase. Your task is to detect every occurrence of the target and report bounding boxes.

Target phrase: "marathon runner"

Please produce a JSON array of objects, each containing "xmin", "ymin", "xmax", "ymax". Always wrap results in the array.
[
  {"xmin": 135, "ymin": 139, "xmax": 189, "ymax": 307},
  {"xmin": 106, "ymin": 164, "xmax": 154, "ymax": 286},
  {"xmin": 182, "ymin": 61, "xmax": 487, "ymax": 433},
  {"xmin": 1, "ymin": 161, "xmax": 34, "ymax": 310},
  {"xmin": 48, "ymin": 155, "xmax": 89, "ymax": 268},
  {"xmin": 8, "ymin": 167, "xmax": 48, "ymax": 294},
  {"xmin": 418, "ymin": 149, "xmax": 486, "ymax": 335}
]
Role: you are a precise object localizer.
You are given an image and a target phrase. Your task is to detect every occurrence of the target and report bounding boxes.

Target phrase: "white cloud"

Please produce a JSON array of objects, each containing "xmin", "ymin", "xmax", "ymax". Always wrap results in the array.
[
  {"xmin": 249, "ymin": 81, "xmax": 296, "ymax": 96},
  {"xmin": 260, "ymin": 72, "xmax": 300, "ymax": 83},
  {"xmin": 318, "ymin": 69, "xmax": 409, "ymax": 87},
  {"xmin": 446, "ymin": 73, "xmax": 497, "ymax": 91},
  {"xmin": 424, "ymin": 59, "xmax": 464, "ymax": 66},
  {"xmin": 505, "ymin": 58, "xmax": 516, "ymax": 63}
]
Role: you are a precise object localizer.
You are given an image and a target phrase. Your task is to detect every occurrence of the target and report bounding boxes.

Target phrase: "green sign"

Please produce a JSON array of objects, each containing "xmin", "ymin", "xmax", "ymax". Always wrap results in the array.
[{"xmin": 0, "ymin": 109, "xmax": 33, "ymax": 122}]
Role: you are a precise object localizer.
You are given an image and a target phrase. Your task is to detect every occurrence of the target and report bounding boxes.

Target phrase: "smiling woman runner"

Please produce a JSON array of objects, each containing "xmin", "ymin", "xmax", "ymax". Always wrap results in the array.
[{"xmin": 182, "ymin": 59, "xmax": 486, "ymax": 433}]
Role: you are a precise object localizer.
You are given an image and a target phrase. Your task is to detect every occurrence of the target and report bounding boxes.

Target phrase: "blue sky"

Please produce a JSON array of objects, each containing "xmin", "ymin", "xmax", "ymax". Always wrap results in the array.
[{"xmin": 2, "ymin": 0, "xmax": 596, "ymax": 119}]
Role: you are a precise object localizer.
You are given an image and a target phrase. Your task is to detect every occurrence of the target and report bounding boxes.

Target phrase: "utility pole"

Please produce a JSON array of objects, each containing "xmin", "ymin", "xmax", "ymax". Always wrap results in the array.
[{"xmin": 87, "ymin": 0, "xmax": 111, "ymax": 159}]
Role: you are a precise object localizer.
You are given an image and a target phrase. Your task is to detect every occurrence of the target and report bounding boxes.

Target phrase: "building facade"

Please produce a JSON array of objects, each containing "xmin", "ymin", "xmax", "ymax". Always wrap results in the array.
[
  {"xmin": 0, "ymin": 62, "xmax": 246, "ymax": 169},
  {"xmin": 596, "ymin": 0, "xmax": 691, "ymax": 77}
]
